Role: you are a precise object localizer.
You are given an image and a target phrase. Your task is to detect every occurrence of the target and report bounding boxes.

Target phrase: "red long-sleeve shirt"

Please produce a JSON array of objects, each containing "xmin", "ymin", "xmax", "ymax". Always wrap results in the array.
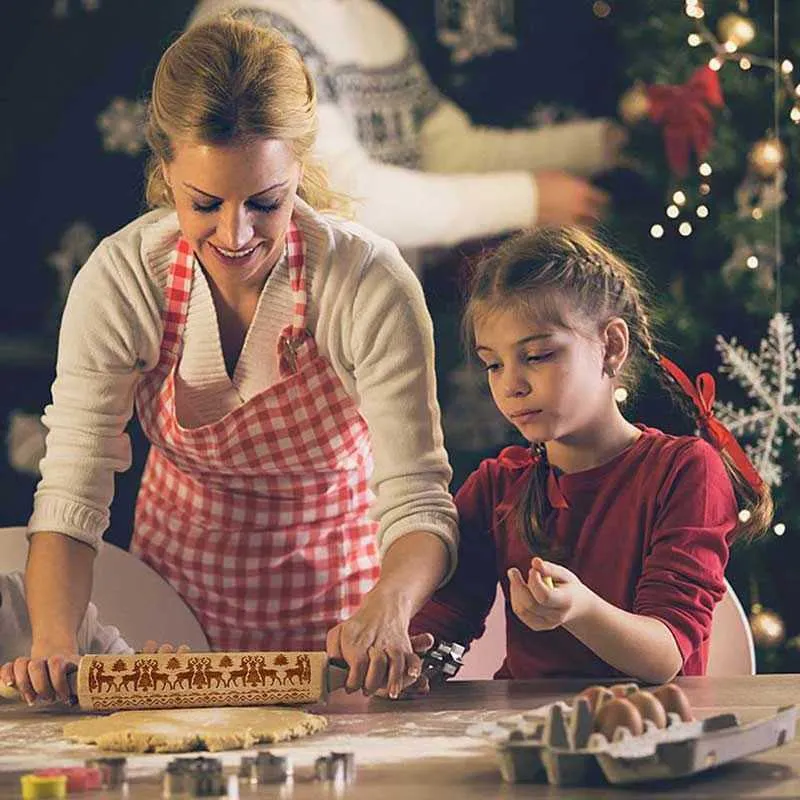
[{"xmin": 412, "ymin": 426, "xmax": 737, "ymax": 678}]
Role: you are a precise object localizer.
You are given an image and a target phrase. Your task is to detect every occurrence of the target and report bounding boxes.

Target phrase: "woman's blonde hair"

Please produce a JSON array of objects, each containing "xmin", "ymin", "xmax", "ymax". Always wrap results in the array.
[
  {"xmin": 144, "ymin": 13, "xmax": 350, "ymax": 215},
  {"xmin": 463, "ymin": 226, "xmax": 772, "ymax": 556}
]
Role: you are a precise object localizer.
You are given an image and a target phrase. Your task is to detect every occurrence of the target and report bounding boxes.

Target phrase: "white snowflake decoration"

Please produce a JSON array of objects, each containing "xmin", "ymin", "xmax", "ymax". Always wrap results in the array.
[
  {"xmin": 7, "ymin": 411, "xmax": 47, "ymax": 477},
  {"xmin": 715, "ymin": 312, "xmax": 800, "ymax": 486},
  {"xmin": 47, "ymin": 221, "xmax": 97, "ymax": 305},
  {"xmin": 436, "ymin": 0, "xmax": 517, "ymax": 64},
  {"xmin": 97, "ymin": 97, "xmax": 147, "ymax": 156},
  {"xmin": 53, "ymin": 0, "xmax": 100, "ymax": 19}
]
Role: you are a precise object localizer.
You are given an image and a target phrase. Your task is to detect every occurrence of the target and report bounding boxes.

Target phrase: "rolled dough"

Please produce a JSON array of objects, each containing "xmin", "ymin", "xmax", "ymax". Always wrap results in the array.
[{"xmin": 63, "ymin": 706, "xmax": 327, "ymax": 753}]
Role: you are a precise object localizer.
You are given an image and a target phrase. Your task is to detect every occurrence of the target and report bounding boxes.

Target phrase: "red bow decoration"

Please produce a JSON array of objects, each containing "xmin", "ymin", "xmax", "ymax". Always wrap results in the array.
[
  {"xmin": 646, "ymin": 66, "xmax": 724, "ymax": 177},
  {"xmin": 494, "ymin": 446, "xmax": 569, "ymax": 525},
  {"xmin": 659, "ymin": 356, "xmax": 764, "ymax": 491}
]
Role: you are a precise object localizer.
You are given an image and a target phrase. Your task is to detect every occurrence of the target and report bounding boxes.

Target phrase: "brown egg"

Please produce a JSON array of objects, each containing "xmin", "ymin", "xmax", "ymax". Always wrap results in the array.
[
  {"xmin": 626, "ymin": 690, "xmax": 667, "ymax": 729},
  {"xmin": 576, "ymin": 685, "xmax": 614, "ymax": 714},
  {"xmin": 652, "ymin": 683, "xmax": 694, "ymax": 722},
  {"xmin": 609, "ymin": 682, "xmax": 640, "ymax": 698},
  {"xmin": 593, "ymin": 697, "xmax": 645, "ymax": 739}
]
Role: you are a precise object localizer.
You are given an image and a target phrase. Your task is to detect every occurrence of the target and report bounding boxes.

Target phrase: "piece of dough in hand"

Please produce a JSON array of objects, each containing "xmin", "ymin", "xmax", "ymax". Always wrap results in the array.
[
  {"xmin": 0, "ymin": 684, "xmax": 20, "ymax": 702},
  {"xmin": 64, "ymin": 706, "xmax": 327, "ymax": 753}
]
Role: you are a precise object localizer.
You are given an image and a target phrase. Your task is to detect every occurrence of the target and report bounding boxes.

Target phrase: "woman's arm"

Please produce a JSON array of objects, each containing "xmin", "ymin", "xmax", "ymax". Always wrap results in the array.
[
  {"xmin": 323, "ymin": 238, "xmax": 460, "ymax": 697},
  {"xmin": 5, "ymin": 230, "xmax": 162, "ymax": 702}
]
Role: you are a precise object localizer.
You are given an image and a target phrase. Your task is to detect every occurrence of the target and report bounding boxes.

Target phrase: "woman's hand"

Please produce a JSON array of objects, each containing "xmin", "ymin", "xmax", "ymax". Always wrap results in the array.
[
  {"xmin": 508, "ymin": 557, "xmax": 594, "ymax": 632},
  {"xmin": 140, "ymin": 641, "xmax": 191, "ymax": 655},
  {"xmin": 1, "ymin": 639, "xmax": 79, "ymax": 706},
  {"xmin": 326, "ymin": 588, "xmax": 423, "ymax": 700}
]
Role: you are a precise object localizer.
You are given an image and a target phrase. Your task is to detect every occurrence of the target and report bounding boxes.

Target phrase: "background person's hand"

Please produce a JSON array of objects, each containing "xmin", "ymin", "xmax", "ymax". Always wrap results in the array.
[{"xmin": 533, "ymin": 171, "xmax": 610, "ymax": 228}]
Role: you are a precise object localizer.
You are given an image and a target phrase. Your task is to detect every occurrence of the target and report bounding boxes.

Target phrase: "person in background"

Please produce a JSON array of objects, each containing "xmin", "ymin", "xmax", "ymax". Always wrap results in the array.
[
  {"xmin": 189, "ymin": 0, "xmax": 625, "ymax": 260},
  {"xmin": 1, "ymin": 15, "xmax": 456, "ymax": 705},
  {"xmin": 411, "ymin": 226, "xmax": 771, "ymax": 683},
  {"xmin": 0, "ymin": 570, "xmax": 132, "ymax": 669}
]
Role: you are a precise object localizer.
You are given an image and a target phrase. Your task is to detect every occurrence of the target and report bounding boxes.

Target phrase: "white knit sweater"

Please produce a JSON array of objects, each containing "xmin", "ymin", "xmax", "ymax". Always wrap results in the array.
[
  {"xmin": 189, "ymin": 0, "xmax": 613, "ymax": 249},
  {"xmin": 29, "ymin": 200, "xmax": 458, "ymax": 571}
]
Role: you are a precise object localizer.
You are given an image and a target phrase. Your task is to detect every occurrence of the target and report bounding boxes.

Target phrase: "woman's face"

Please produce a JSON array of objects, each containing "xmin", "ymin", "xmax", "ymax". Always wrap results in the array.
[{"xmin": 163, "ymin": 137, "xmax": 302, "ymax": 289}]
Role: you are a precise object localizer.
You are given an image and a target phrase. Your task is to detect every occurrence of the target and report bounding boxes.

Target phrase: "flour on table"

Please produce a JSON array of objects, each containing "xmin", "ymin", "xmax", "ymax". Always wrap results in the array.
[{"xmin": 63, "ymin": 707, "xmax": 327, "ymax": 753}]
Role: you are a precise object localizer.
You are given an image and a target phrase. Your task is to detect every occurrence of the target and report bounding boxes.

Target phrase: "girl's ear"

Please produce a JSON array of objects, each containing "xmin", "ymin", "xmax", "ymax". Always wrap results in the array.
[{"xmin": 602, "ymin": 317, "xmax": 629, "ymax": 377}]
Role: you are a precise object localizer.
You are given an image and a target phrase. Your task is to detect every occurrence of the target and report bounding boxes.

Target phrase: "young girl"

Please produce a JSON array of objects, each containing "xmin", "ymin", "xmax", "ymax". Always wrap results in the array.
[{"xmin": 411, "ymin": 226, "xmax": 771, "ymax": 683}]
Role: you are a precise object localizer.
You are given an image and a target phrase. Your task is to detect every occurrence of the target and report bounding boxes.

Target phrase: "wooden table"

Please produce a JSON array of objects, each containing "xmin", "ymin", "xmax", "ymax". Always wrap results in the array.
[{"xmin": 1, "ymin": 675, "xmax": 798, "ymax": 798}]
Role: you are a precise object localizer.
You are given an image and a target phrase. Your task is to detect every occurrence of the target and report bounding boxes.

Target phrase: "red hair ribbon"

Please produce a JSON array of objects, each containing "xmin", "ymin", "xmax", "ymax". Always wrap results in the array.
[
  {"xmin": 647, "ymin": 65, "xmax": 724, "ymax": 177},
  {"xmin": 658, "ymin": 355, "xmax": 764, "ymax": 491},
  {"xmin": 495, "ymin": 446, "xmax": 569, "ymax": 516}
]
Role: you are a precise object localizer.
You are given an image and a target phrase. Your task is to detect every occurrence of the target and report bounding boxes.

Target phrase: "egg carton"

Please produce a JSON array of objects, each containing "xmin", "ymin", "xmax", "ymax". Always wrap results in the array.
[{"xmin": 470, "ymin": 698, "xmax": 797, "ymax": 786}]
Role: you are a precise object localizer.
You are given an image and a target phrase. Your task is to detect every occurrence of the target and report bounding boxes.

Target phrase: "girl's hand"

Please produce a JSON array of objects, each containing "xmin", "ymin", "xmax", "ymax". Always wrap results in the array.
[
  {"xmin": 507, "ymin": 557, "xmax": 594, "ymax": 632},
  {"xmin": 326, "ymin": 589, "xmax": 422, "ymax": 700}
]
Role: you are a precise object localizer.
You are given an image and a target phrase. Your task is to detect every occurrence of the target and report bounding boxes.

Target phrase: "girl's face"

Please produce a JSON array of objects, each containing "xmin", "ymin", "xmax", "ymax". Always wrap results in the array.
[
  {"xmin": 474, "ymin": 307, "xmax": 612, "ymax": 444},
  {"xmin": 163, "ymin": 137, "xmax": 302, "ymax": 290}
]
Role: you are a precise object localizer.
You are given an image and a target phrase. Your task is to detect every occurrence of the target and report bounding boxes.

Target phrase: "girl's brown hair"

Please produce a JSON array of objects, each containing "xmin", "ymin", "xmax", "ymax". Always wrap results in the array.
[
  {"xmin": 462, "ymin": 226, "xmax": 772, "ymax": 557},
  {"xmin": 144, "ymin": 13, "xmax": 351, "ymax": 215}
]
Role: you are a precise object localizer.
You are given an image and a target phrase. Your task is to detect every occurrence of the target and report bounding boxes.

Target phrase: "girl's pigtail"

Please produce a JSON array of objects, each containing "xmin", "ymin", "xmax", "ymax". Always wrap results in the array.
[
  {"xmin": 628, "ymin": 293, "xmax": 773, "ymax": 541},
  {"xmin": 515, "ymin": 444, "xmax": 568, "ymax": 561}
]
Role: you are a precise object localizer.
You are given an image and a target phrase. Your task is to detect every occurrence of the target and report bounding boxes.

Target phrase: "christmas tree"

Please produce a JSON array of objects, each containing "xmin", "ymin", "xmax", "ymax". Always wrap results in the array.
[{"xmin": 610, "ymin": 0, "xmax": 800, "ymax": 671}]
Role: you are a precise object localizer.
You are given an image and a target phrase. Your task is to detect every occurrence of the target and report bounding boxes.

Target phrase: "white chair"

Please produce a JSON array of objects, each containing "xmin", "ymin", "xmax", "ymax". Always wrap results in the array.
[
  {"xmin": 0, "ymin": 526, "xmax": 209, "ymax": 652},
  {"xmin": 454, "ymin": 578, "xmax": 755, "ymax": 679}
]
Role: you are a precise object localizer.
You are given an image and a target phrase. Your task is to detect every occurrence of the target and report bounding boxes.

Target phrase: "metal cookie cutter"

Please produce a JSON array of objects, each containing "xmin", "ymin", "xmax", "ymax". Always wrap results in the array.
[
  {"xmin": 314, "ymin": 751, "xmax": 355, "ymax": 783},
  {"xmin": 84, "ymin": 758, "xmax": 128, "ymax": 789},
  {"xmin": 240, "ymin": 751, "xmax": 293, "ymax": 784},
  {"xmin": 421, "ymin": 640, "xmax": 467, "ymax": 681},
  {"xmin": 163, "ymin": 757, "xmax": 225, "ymax": 798}
]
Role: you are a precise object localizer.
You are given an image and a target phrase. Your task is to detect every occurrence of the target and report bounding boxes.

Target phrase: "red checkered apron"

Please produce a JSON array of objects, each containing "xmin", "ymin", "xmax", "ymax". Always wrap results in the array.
[{"xmin": 131, "ymin": 221, "xmax": 380, "ymax": 651}]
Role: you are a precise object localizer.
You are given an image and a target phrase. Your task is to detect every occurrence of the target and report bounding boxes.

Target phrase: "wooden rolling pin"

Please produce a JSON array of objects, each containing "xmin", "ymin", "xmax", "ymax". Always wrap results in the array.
[{"xmin": 2, "ymin": 651, "xmax": 348, "ymax": 711}]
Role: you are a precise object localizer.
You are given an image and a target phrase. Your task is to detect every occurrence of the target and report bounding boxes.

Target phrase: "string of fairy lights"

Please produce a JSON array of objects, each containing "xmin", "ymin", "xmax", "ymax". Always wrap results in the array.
[{"xmin": 617, "ymin": 1, "xmax": 794, "ymax": 254}]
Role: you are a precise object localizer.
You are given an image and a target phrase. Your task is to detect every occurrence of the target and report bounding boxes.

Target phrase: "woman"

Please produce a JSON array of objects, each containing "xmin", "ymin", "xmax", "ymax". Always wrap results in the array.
[{"xmin": 2, "ymin": 15, "xmax": 457, "ymax": 704}]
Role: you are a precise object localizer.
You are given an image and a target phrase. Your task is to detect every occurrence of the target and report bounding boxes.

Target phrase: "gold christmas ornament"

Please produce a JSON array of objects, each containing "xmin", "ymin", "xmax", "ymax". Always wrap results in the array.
[
  {"xmin": 749, "ymin": 604, "xmax": 786, "ymax": 649},
  {"xmin": 748, "ymin": 136, "xmax": 786, "ymax": 179},
  {"xmin": 618, "ymin": 83, "xmax": 651, "ymax": 125},
  {"xmin": 717, "ymin": 12, "xmax": 756, "ymax": 48}
]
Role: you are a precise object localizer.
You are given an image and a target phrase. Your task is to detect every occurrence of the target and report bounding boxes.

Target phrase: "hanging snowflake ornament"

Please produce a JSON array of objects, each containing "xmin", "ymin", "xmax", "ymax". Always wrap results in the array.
[
  {"xmin": 53, "ymin": 0, "xmax": 100, "ymax": 18},
  {"xmin": 715, "ymin": 313, "xmax": 800, "ymax": 486},
  {"xmin": 97, "ymin": 97, "xmax": 147, "ymax": 156},
  {"xmin": 436, "ymin": 0, "xmax": 517, "ymax": 65},
  {"xmin": 47, "ymin": 221, "xmax": 97, "ymax": 305},
  {"xmin": 721, "ymin": 237, "xmax": 776, "ymax": 293},
  {"xmin": 735, "ymin": 167, "xmax": 786, "ymax": 219}
]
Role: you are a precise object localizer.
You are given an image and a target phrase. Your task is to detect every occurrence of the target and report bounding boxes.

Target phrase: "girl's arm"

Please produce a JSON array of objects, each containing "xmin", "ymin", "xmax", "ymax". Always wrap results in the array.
[
  {"xmin": 512, "ymin": 440, "xmax": 735, "ymax": 683},
  {"xmin": 411, "ymin": 462, "xmax": 500, "ymax": 651},
  {"xmin": 564, "ymin": 594, "xmax": 682, "ymax": 684}
]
